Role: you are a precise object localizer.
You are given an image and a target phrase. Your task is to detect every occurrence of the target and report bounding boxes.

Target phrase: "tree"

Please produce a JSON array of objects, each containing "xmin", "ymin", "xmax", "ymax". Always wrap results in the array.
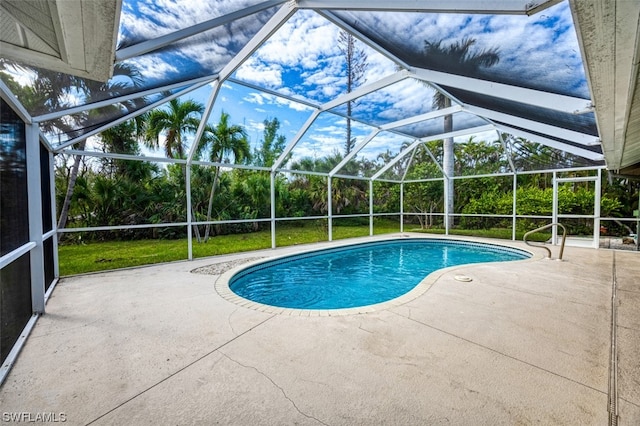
[
  {"xmin": 143, "ymin": 97, "xmax": 204, "ymax": 240},
  {"xmin": 425, "ymin": 38, "xmax": 499, "ymax": 226},
  {"xmin": 253, "ymin": 117, "xmax": 286, "ymax": 167},
  {"xmin": 338, "ymin": 31, "xmax": 368, "ymax": 155},
  {"xmin": 197, "ymin": 111, "xmax": 251, "ymax": 241},
  {"xmin": 144, "ymin": 98, "xmax": 204, "ymax": 158}
]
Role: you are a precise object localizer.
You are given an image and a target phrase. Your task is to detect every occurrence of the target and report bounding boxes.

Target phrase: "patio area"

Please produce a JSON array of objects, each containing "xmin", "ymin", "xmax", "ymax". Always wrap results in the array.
[{"xmin": 1, "ymin": 234, "xmax": 638, "ymax": 425}]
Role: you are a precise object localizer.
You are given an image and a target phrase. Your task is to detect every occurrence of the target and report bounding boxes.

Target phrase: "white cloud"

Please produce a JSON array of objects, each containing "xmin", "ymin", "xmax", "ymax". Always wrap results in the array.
[
  {"xmin": 235, "ymin": 58, "xmax": 283, "ymax": 87},
  {"xmin": 243, "ymin": 92, "xmax": 266, "ymax": 105},
  {"xmin": 126, "ymin": 55, "xmax": 179, "ymax": 81}
]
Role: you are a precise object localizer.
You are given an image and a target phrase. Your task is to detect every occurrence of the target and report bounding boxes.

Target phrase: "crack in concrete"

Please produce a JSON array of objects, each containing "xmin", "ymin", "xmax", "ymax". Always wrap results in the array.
[
  {"xmin": 357, "ymin": 324, "xmax": 373, "ymax": 334},
  {"xmin": 29, "ymin": 318, "xmax": 102, "ymax": 338},
  {"xmin": 619, "ymin": 396, "xmax": 640, "ymax": 408},
  {"xmin": 388, "ymin": 309, "xmax": 608, "ymax": 396},
  {"xmin": 227, "ymin": 307, "xmax": 239, "ymax": 336},
  {"xmin": 85, "ymin": 315, "xmax": 275, "ymax": 425},
  {"xmin": 219, "ymin": 352, "xmax": 329, "ymax": 425}
]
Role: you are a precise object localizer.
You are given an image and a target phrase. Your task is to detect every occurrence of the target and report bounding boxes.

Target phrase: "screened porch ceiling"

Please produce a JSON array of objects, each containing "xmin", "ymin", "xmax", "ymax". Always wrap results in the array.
[{"xmin": 1, "ymin": 0, "xmax": 639, "ymax": 177}]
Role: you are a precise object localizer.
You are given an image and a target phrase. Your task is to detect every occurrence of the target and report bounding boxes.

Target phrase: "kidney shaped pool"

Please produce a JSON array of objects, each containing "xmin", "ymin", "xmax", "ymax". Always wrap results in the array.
[{"xmin": 226, "ymin": 239, "xmax": 531, "ymax": 310}]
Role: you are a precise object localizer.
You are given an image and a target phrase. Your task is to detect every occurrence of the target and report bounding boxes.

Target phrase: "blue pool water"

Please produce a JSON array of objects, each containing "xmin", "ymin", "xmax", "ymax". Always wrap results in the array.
[{"xmin": 229, "ymin": 239, "xmax": 530, "ymax": 310}]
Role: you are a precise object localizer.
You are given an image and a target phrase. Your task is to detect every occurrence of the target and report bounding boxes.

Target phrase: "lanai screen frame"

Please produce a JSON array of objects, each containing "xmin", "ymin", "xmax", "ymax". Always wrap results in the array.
[{"xmin": 2, "ymin": 0, "xmax": 628, "ymax": 382}]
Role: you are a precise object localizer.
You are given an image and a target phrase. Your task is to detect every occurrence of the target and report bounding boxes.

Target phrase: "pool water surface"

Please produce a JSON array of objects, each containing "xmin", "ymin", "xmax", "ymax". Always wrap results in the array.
[{"xmin": 229, "ymin": 239, "xmax": 530, "ymax": 310}]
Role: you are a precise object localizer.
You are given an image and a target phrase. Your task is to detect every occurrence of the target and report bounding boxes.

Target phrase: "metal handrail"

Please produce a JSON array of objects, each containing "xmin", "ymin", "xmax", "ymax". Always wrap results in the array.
[{"xmin": 523, "ymin": 222, "xmax": 567, "ymax": 260}]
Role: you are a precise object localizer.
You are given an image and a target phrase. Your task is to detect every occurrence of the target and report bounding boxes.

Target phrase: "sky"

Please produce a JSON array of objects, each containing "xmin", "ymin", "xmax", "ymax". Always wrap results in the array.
[{"xmin": 2, "ymin": 0, "xmax": 592, "ymax": 175}]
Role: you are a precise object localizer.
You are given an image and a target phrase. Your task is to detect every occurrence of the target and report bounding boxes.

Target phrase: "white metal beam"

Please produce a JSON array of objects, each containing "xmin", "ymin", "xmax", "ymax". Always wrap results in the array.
[
  {"xmin": 218, "ymin": 3, "xmax": 297, "ymax": 80},
  {"xmin": 116, "ymin": 0, "xmax": 287, "ymax": 61},
  {"xmin": 320, "ymin": 71, "xmax": 409, "ymax": 111},
  {"xmin": 380, "ymin": 105, "xmax": 463, "ymax": 131},
  {"xmin": 62, "ymin": 149, "xmax": 188, "ymax": 164},
  {"xmin": 53, "ymin": 79, "xmax": 211, "ymax": 152},
  {"xmin": 422, "ymin": 143, "xmax": 447, "ymax": 177},
  {"xmin": 401, "ymin": 145, "xmax": 419, "ymax": 181},
  {"xmin": 371, "ymin": 124, "xmax": 495, "ymax": 180},
  {"xmin": 33, "ymin": 75, "xmax": 216, "ymax": 123},
  {"xmin": 463, "ymin": 104, "xmax": 600, "ymax": 146},
  {"xmin": 272, "ymin": 109, "xmax": 321, "ymax": 171},
  {"xmin": 187, "ymin": 79, "xmax": 220, "ymax": 164},
  {"xmin": 329, "ymin": 129, "xmax": 380, "ymax": 177},
  {"xmin": 297, "ymin": 0, "xmax": 561, "ymax": 15},
  {"xmin": 0, "ymin": 79, "xmax": 32, "ymax": 124},
  {"xmin": 227, "ymin": 77, "xmax": 320, "ymax": 110},
  {"xmin": 26, "ymin": 123, "xmax": 45, "ymax": 314},
  {"xmin": 371, "ymin": 140, "xmax": 421, "ymax": 180},
  {"xmin": 186, "ymin": 4, "xmax": 295, "ymax": 165},
  {"xmin": 411, "ymin": 68, "xmax": 593, "ymax": 115},
  {"xmin": 495, "ymin": 123, "xmax": 605, "ymax": 161},
  {"xmin": 497, "ymin": 130, "xmax": 517, "ymax": 173}
]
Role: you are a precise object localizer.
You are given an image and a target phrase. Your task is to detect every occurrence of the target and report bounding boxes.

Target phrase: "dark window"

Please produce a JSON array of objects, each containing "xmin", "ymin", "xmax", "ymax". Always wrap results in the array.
[
  {"xmin": 43, "ymin": 237, "xmax": 55, "ymax": 291},
  {"xmin": 0, "ymin": 253, "xmax": 32, "ymax": 363},
  {"xmin": 1, "ymin": 98, "xmax": 29, "ymax": 256},
  {"xmin": 40, "ymin": 142, "xmax": 53, "ymax": 233}
]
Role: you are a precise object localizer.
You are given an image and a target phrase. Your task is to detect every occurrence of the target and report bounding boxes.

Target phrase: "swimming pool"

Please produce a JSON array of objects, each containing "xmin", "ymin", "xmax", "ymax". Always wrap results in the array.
[{"xmin": 225, "ymin": 239, "xmax": 531, "ymax": 311}]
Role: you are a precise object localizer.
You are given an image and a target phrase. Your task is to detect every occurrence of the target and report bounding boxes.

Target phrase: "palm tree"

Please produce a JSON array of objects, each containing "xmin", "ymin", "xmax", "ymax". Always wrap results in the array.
[
  {"xmin": 144, "ymin": 98, "xmax": 204, "ymax": 158},
  {"xmin": 55, "ymin": 62, "xmax": 144, "ymax": 236},
  {"xmin": 197, "ymin": 111, "xmax": 251, "ymax": 241},
  {"xmin": 143, "ymin": 97, "xmax": 204, "ymax": 241},
  {"xmin": 425, "ymin": 37, "xmax": 499, "ymax": 226}
]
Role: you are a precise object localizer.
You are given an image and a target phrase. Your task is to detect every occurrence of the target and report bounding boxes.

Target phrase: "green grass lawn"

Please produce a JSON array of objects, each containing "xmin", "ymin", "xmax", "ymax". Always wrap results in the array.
[
  {"xmin": 58, "ymin": 219, "xmax": 401, "ymax": 276},
  {"xmin": 58, "ymin": 220, "xmax": 541, "ymax": 276}
]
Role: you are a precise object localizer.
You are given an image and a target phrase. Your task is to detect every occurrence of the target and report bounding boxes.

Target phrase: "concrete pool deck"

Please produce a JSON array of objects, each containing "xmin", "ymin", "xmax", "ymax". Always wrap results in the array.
[{"xmin": 1, "ymin": 234, "xmax": 638, "ymax": 425}]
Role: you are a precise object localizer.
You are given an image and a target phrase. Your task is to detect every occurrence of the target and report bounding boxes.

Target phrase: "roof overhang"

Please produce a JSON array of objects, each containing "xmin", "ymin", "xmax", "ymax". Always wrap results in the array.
[
  {"xmin": 0, "ymin": 0, "xmax": 121, "ymax": 82},
  {"xmin": 570, "ymin": 0, "xmax": 640, "ymax": 175}
]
